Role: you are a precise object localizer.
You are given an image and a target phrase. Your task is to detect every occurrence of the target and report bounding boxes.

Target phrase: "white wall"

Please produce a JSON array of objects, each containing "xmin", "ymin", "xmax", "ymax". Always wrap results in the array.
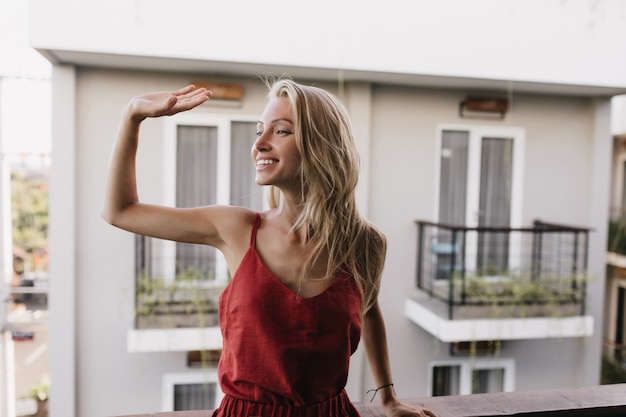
[{"xmin": 29, "ymin": 0, "xmax": 626, "ymax": 90}]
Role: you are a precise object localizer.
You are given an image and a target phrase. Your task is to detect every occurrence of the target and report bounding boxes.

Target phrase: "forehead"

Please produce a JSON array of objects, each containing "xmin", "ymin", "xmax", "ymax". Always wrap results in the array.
[{"xmin": 259, "ymin": 97, "xmax": 293, "ymax": 124}]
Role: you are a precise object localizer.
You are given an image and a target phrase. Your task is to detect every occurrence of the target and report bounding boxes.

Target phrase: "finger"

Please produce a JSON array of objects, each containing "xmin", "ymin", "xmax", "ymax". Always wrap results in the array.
[
  {"xmin": 177, "ymin": 94, "xmax": 209, "ymax": 110},
  {"xmin": 178, "ymin": 87, "xmax": 211, "ymax": 103},
  {"xmin": 176, "ymin": 89, "xmax": 211, "ymax": 109},
  {"xmin": 172, "ymin": 85, "xmax": 197, "ymax": 96},
  {"xmin": 161, "ymin": 95, "xmax": 208, "ymax": 118}
]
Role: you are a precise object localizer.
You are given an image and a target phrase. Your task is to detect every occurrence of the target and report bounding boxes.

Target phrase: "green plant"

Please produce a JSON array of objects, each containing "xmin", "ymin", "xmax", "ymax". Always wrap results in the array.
[
  {"xmin": 135, "ymin": 266, "xmax": 226, "ymax": 370},
  {"xmin": 135, "ymin": 265, "xmax": 224, "ymax": 326},
  {"xmin": 450, "ymin": 272, "xmax": 587, "ymax": 319},
  {"xmin": 30, "ymin": 376, "xmax": 50, "ymax": 402},
  {"xmin": 11, "ymin": 168, "xmax": 49, "ymax": 274}
]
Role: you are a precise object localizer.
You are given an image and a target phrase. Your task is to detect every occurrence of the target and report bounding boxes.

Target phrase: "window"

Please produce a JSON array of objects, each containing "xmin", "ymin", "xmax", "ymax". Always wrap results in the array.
[
  {"xmin": 432, "ymin": 365, "xmax": 460, "ymax": 396},
  {"xmin": 472, "ymin": 368, "xmax": 505, "ymax": 394},
  {"xmin": 429, "ymin": 358, "xmax": 514, "ymax": 396},
  {"xmin": 157, "ymin": 114, "xmax": 262, "ymax": 285},
  {"xmin": 435, "ymin": 125, "xmax": 525, "ymax": 275},
  {"xmin": 162, "ymin": 371, "xmax": 224, "ymax": 411},
  {"xmin": 175, "ymin": 125, "xmax": 218, "ymax": 277},
  {"xmin": 174, "ymin": 383, "xmax": 217, "ymax": 410}
]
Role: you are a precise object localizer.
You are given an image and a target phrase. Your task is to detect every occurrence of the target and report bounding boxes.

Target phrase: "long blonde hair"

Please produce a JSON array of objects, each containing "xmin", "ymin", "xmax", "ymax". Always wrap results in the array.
[{"xmin": 264, "ymin": 77, "xmax": 386, "ymax": 314}]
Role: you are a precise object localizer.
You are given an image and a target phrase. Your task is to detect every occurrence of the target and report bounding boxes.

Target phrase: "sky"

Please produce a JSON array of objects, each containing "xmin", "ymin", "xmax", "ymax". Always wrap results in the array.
[{"xmin": 0, "ymin": 0, "xmax": 52, "ymax": 156}]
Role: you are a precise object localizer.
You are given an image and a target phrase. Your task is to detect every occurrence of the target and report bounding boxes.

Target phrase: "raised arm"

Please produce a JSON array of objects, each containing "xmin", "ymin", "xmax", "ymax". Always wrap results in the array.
[
  {"xmin": 101, "ymin": 85, "xmax": 251, "ymax": 250},
  {"xmin": 362, "ymin": 301, "xmax": 437, "ymax": 417}
]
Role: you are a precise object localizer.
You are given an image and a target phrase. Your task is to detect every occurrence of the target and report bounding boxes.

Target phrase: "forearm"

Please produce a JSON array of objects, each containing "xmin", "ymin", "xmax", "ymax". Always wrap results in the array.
[
  {"xmin": 101, "ymin": 107, "xmax": 142, "ymax": 225},
  {"xmin": 362, "ymin": 302, "xmax": 398, "ymax": 406}
]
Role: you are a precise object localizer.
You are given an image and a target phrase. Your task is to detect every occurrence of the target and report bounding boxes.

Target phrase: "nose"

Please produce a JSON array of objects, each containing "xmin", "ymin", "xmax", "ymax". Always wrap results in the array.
[{"xmin": 253, "ymin": 130, "xmax": 271, "ymax": 153}]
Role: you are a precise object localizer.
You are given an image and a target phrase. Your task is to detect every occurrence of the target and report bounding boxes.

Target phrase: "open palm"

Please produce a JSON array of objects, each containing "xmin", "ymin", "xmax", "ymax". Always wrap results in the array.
[{"xmin": 128, "ymin": 84, "xmax": 211, "ymax": 121}]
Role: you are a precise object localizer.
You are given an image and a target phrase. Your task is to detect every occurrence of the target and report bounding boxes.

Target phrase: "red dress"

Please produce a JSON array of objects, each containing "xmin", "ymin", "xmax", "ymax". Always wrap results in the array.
[{"xmin": 213, "ymin": 213, "xmax": 362, "ymax": 417}]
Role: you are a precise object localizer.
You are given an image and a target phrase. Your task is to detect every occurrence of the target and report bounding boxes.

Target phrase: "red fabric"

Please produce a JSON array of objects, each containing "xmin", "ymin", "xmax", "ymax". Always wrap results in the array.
[{"xmin": 214, "ymin": 213, "xmax": 362, "ymax": 416}]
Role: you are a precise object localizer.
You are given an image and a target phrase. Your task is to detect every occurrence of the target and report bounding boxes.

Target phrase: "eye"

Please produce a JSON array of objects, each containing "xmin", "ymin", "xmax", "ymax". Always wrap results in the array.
[
  {"xmin": 256, "ymin": 131, "xmax": 263, "ymax": 137},
  {"xmin": 276, "ymin": 129, "xmax": 293, "ymax": 135}
]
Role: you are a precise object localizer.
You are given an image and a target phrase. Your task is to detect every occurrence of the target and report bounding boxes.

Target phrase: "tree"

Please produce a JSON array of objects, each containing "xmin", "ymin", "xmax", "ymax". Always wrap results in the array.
[{"xmin": 11, "ymin": 167, "xmax": 49, "ymax": 273}]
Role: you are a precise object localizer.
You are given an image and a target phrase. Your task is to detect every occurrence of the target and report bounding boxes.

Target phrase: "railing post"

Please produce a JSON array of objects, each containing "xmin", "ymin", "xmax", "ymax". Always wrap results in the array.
[
  {"xmin": 448, "ymin": 229, "xmax": 457, "ymax": 320},
  {"xmin": 416, "ymin": 222, "xmax": 424, "ymax": 292},
  {"xmin": 572, "ymin": 231, "xmax": 579, "ymax": 291},
  {"xmin": 531, "ymin": 224, "xmax": 543, "ymax": 282},
  {"xmin": 460, "ymin": 228, "xmax": 467, "ymax": 306},
  {"xmin": 581, "ymin": 230, "xmax": 589, "ymax": 316}
]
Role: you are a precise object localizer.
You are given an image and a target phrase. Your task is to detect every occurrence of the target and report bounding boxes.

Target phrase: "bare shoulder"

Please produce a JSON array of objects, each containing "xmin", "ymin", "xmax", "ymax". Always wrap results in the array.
[
  {"xmin": 203, "ymin": 206, "xmax": 259, "ymax": 274},
  {"xmin": 204, "ymin": 205, "xmax": 258, "ymax": 248}
]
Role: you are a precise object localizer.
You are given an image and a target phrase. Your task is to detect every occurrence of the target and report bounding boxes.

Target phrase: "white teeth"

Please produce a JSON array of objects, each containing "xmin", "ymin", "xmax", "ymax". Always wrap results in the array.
[{"xmin": 257, "ymin": 159, "xmax": 278, "ymax": 165}]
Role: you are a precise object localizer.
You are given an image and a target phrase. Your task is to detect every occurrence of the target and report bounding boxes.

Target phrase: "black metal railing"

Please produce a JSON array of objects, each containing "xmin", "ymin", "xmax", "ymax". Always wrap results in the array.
[
  {"xmin": 134, "ymin": 234, "xmax": 226, "ymax": 329},
  {"xmin": 415, "ymin": 220, "xmax": 590, "ymax": 319}
]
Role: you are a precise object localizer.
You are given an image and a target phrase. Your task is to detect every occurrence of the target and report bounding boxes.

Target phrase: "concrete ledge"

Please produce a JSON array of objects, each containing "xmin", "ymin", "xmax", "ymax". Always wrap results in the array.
[
  {"xmin": 111, "ymin": 384, "xmax": 626, "ymax": 417},
  {"xmin": 405, "ymin": 298, "xmax": 594, "ymax": 342},
  {"xmin": 127, "ymin": 327, "xmax": 222, "ymax": 352}
]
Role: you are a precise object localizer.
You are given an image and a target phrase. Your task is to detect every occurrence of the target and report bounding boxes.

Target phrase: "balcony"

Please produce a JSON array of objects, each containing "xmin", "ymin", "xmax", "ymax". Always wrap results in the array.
[
  {"xmin": 128, "ymin": 235, "xmax": 227, "ymax": 352},
  {"xmin": 406, "ymin": 220, "xmax": 593, "ymax": 342},
  {"xmin": 110, "ymin": 383, "xmax": 626, "ymax": 417}
]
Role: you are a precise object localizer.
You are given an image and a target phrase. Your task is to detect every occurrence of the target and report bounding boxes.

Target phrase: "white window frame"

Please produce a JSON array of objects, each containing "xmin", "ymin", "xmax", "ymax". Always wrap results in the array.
[
  {"xmin": 160, "ymin": 113, "xmax": 259, "ymax": 285},
  {"xmin": 434, "ymin": 124, "xmax": 526, "ymax": 274},
  {"xmin": 162, "ymin": 369, "xmax": 224, "ymax": 411},
  {"xmin": 428, "ymin": 357, "xmax": 515, "ymax": 396}
]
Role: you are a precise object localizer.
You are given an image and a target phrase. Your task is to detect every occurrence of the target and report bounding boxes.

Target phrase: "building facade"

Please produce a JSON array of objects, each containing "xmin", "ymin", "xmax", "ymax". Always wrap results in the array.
[{"xmin": 20, "ymin": 1, "xmax": 626, "ymax": 417}]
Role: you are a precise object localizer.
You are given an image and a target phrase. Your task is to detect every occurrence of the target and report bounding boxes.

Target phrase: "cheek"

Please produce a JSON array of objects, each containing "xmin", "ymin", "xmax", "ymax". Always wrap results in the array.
[
  {"xmin": 290, "ymin": 151, "xmax": 303, "ymax": 172},
  {"xmin": 289, "ymin": 141, "xmax": 302, "ymax": 162}
]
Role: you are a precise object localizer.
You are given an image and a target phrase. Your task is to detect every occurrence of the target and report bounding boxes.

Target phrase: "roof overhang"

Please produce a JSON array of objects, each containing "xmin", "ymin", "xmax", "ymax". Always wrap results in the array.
[{"xmin": 38, "ymin": 48, "xmax": 626, "ymax": 98}]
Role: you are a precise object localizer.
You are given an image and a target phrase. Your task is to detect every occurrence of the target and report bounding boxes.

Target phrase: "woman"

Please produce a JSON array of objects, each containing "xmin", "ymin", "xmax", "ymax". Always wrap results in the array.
[{"xmin": 102, "ymin": 79, "xmax": 436, "ymax": 417}]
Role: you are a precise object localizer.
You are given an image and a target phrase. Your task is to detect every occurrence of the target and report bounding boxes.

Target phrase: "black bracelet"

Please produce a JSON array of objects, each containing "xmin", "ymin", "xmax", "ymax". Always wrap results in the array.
[{"xmin": 366, "ymin": 383, "xmax": 394, "ymax": 402}]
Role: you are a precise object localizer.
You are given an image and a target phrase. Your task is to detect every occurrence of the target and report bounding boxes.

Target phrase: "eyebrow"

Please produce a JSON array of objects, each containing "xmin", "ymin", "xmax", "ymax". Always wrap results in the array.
[{"xmin": 257, "ymin": 118, "xmax": 294, "ymax": 125}]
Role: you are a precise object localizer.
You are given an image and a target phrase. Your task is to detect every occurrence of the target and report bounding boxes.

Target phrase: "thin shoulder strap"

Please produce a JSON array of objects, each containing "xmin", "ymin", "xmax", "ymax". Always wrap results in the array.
[{"xmin": 250, "ymin": 213, "xmax": 261, "ymax": 247}]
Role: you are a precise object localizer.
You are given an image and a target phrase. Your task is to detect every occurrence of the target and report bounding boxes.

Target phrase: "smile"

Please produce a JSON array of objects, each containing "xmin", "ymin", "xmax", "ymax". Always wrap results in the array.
[{"xmin": 257, "ymin": 159, "xmax": 278, "ymax": 166}]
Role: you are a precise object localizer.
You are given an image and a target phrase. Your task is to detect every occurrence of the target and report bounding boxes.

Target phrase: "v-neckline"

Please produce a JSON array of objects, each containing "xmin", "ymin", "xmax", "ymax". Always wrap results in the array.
[{"xmin": 251, "ymin": 245, "xmax": 342, "ymax": 300}]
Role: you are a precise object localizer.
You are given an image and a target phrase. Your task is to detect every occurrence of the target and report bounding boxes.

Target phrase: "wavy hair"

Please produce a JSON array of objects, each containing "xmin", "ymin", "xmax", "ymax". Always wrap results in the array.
[{"xmin": 264, "ymin": 77, "xmax": 386, "ymax": 314}]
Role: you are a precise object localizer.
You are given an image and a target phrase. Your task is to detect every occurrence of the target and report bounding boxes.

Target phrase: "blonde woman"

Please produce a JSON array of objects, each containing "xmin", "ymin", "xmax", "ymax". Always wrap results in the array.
[{"xmin": 102, "ymin": 79, "xmax": 436, "ymax": 417}]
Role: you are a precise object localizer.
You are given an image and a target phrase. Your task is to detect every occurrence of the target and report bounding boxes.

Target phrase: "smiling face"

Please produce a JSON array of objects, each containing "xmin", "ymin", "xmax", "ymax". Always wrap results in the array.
[{"xmin": 252, "ymin": 97, "xmax": 302, "ymax": 191}]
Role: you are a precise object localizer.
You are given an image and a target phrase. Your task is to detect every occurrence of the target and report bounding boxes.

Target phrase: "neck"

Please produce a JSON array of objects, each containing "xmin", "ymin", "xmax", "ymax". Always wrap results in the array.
[{"xmin": 270, "ymin": 189, "xmax": 309, "ymax": 241}]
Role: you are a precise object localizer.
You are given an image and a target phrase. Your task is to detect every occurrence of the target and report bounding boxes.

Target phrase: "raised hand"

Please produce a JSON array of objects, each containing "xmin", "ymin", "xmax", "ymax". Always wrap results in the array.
[{"xmin": 127, "ymin": 84, "xmax": 212, "ymax": 122}]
